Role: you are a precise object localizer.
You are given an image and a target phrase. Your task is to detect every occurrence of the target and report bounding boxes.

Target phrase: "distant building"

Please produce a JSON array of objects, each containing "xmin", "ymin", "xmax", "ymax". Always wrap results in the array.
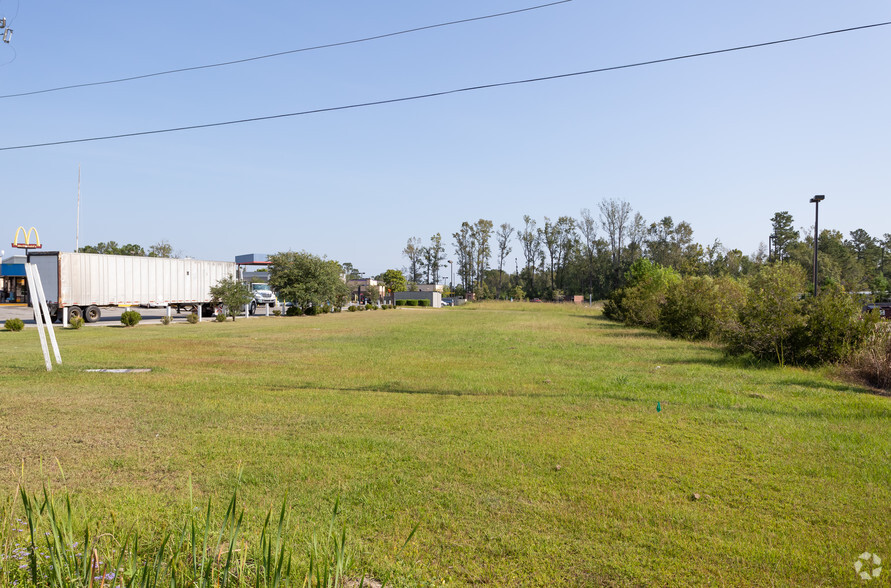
[{"xmin": 348, "ymin": 278, "xmax": 385, "ymax": 303}]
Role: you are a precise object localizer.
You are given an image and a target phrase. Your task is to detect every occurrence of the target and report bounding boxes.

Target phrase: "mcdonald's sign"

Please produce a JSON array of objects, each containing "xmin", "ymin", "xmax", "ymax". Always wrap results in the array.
[{"xmin": 12, "ymin": 226, "xmax": 42, "ymax": 249}]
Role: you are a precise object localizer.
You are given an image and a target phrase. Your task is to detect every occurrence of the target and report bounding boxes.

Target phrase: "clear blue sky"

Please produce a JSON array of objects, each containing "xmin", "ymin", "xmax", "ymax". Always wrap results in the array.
[{"xmin": 1, "ymin": 1, "xmax": 888, "ymax": 277}]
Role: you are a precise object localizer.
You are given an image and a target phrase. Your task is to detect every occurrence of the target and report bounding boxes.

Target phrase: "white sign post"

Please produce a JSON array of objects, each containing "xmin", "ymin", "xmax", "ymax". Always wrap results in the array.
[{"xmin": 24, "ymin": 264, "xmax": 62, "ymax": 371}]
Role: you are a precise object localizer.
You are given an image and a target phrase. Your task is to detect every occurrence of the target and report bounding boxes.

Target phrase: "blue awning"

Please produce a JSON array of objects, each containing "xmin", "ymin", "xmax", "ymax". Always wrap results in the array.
[{"xmin": 0, "ymin": 264, "xmax": 26, "ymax": 277}]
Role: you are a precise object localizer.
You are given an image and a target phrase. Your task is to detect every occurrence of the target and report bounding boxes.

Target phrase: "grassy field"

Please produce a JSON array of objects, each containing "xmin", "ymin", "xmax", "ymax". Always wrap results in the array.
[{"xmin": 0, "ymin": 302, "xmax": 889, "ymax": 586}]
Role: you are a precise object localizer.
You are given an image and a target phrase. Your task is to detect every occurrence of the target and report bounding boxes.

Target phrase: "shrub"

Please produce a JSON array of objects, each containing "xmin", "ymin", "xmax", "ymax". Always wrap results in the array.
[
  {"xmin": 848, "ymin": 324, "xmax": 891, "ymax": 390},
  {"xmin": 606, "ymin": 259, "xmax": 680, "ymax": 328},
  {"xmin": 321, "ymin": 304, "xmax": 332, "ymax": 314},
  {"xmin": 659, "ymin": 276, "xmax": 746, "ymax": 340},
  {"xmin": 187, "ymin": 313, "xmax": 199, "ymax": 324},
  {"xmin": 720, "ymin": 263, "xmax": 806, "ymax": 366},
  {"xmin": 395, "ymin": 300, "xmax": 406, "ymax": 306},
  {"xmin": 160, "ymin": 316, "xmax": 171, "ymax": 325},
  {"xmin": 418, "ymin": 299, "xmax": 431, "ymax": 307},
  {"xmin": 120, "ymin": 310, "xmax": 142, "ymax": 327},
  {"xmin": 273, "ymin": 309, "xmax": 282, "ymax": 316},
  {"xmin": 791, "ymin": 285, "xmax": 879, "ymax": 365},
  {"xmin": 348, "ymin": 305, "xmax": 358, "ymax": 312},
  {"xmin": 215, "ymin": 313, "xmax": 228, "ymax": 322},
  {"xmin": 365, "ymin": 303, "xmax": 374, "ymax": 310},
  {"xmin": 5, "ymin": 318, "xmax": 24, "ymax": 332},
  {"xmin": 305, "ymin": 305, "xmax": 319, "ymax": 316},
  {"xmin": 286, "ymin": 306, "xmax": 303, "ymax": 317},
  {"xmin": 69, "ymin": 316, "xmax": 85, "ymax": 329},
  {"xmin": 406, "ymin": 300, "xmax": 419, "ymax": 307}
]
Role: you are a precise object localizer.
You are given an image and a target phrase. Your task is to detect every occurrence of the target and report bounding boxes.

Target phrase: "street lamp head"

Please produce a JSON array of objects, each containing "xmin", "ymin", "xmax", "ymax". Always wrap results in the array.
[{"xmin": 810, "ymin": 195, "xmax": 825, "ymax": 203}]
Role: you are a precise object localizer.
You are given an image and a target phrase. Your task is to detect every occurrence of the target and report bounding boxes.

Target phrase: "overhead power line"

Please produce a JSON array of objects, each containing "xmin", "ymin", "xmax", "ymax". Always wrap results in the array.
[
  {"xmin": 1, "ymin": 20, "xmax": 889, "ymax": 152},
  {"xmin": 0, "ymin": 0, "xmax": 572, "ymax": 100}
]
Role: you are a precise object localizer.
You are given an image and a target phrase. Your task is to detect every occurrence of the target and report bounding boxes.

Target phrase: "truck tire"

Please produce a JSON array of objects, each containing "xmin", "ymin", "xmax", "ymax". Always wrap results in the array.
[
  {"xmin": 201, "ymin": 303, "xmax": 214, "ymax": 317},
  {"xmin": 68, "ymin": 306, "xmax": 83, "ymax": 321},
  {"xmin": 249, "ymin": 301, "xmax": 257, "ymax": 316},
  {"xmin": 85, "ymin": 305, "xmax": 101, "ymax": 323}
]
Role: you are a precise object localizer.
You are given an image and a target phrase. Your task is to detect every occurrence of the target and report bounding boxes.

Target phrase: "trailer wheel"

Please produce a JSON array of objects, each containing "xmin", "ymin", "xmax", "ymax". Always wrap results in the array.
[
  {"xmin": 68, "ymin": 306, "xmax": 83, "ymax": 321},
  {"xmin": 249, "ymin": 300, "xmax": 257, "ymax": 316},
  {"xmin": 85, "ymin": 305, "xmax": 101, "ymax": 323}
]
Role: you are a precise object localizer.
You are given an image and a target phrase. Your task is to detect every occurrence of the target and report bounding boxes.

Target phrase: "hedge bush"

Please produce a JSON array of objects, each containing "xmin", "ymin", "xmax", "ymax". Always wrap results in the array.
[
  {"xmin": 187, "ymin": 313, "xmax": 199, "ymax": 324},
  {"xmin": 215, "ymin": 313, "xmax": 228, "ymax": 322},
  {"xmin": 406, "ymin": 300, "xmax": 419, "ymax": 307},
  {"xmin": 120, "ymin": 310, "xmax": 142, "ymax": 327},
  {"xmin": 418, "ymin": 299, "xmax": 431, "ymax": 307},
  {"xmin": 659, "ymin": 276, "xmax": 746, "ymax": 341},
  {"xmin": 348, "ymin": 305, "xmax": 359, "ymax": 312},
  {"xmin": 792, "ymin": 284, "xmax": 879, "ymax": 365},
  {"xmin": 286, "ymin": 306, "xmax": 303, "ymax": 317},
  {"xmin": 5, "ymin": 318, "xmax": 24, "ymax": 332},
  {"xmin": 604, "ymin": 259, "xmax": 680, "ymax": 328},
  {"xmin": 69, "ymin": 316, "xmax": 85, "ymax": 329}
]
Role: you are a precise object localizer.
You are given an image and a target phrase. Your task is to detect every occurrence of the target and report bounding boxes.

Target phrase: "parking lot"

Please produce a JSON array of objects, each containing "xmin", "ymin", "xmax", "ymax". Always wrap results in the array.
[{"xmin": 0, "ymin": 304, "xmax": 264, "ymax": 327}]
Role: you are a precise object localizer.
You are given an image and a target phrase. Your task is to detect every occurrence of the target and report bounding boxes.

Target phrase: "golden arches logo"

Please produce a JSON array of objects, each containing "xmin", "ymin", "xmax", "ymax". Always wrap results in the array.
[{"xmin": 12, "ymin": 226, "xmax": 42, "ymax": 249}]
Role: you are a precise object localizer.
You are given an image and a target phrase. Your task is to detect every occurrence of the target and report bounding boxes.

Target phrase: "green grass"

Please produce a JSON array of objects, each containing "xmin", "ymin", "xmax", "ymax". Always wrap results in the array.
[{"xmin": 0, "ymin": 302, "xmax": 889, "ymax": 586}]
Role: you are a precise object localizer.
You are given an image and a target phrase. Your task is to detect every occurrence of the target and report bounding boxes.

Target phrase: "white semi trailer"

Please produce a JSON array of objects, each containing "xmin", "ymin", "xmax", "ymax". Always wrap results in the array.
[{"xmin": 27, "ymin": 251, "xmax": 237, "ymax": 323}]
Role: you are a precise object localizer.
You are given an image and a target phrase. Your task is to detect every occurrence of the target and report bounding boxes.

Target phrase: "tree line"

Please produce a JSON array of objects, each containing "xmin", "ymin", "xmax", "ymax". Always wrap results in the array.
[{"xmin": 402, "ymin": 200, "xmax": 891, "ymax": 301}]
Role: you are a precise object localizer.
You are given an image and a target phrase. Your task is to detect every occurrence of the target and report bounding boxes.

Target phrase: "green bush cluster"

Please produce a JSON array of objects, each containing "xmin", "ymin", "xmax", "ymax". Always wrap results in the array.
[
  {"xmin": 285, "ymin": 306, "xmax": 303, "ymax": 317},
  {"xmin": 405, "ymin": 300, "xmax": 419, "ymax": 307},
  {"xmin": 606, "ymin": 261, "xmax": 879, "ymax": 366},
  {"xmin": 395, "ymin": 300, "xmax": 406, "ymax": 306},
  {"xmin": 418, "ymin": 299, "xmax": 431, "ymax": 307},
  {"xmin": 4, "ymin": 318, "xmax": 24, "ymax": 332},
  {"xmin": 187, "ymin": 313, "xmax": 199, "ymax": 324},
  {"xmin": 272, "ymin": 309, "xmax": 282, "ymax": 316},
  {"xmin": 215, "ymin": 313, "xmax": 228, "ymax": 322},
  {"xmin": 160, "ymin": 316, "xmax": 172, "ymax": 325},
  {"xmin": 120, "ymin": 310, "xmax": 142, "ymax": 327},
  {"xmin": 69, "ymin": 316, "xmax": 85, "ymax": 329},
  {"xmin": 365, "ymin": 303, "xmax": 375, "ymax": 310},
  {"xmin": 348, "ymin": 305, "xmax": 359, "ymax": 312}
]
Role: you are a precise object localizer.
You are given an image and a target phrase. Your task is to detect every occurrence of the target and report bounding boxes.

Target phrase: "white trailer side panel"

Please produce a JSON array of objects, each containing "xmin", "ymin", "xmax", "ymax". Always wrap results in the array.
[{"xmin": 32, "ymin": 252, "xmax": 235, "ymax": 307}]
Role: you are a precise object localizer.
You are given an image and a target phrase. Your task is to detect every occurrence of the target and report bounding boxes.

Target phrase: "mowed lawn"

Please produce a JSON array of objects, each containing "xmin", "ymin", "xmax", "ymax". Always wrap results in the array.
[{"xmin": 0, "ymin": 303, "xmax": 889, "ymax": 586}]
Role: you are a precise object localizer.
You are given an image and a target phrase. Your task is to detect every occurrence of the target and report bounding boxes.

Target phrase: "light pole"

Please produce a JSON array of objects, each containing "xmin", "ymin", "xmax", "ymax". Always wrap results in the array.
[
  {"xmin": 448, "ymin": 260, "xmax": 453, "ymax": 291},
  {"xmin": 810, "ymin": 195, "xmax": 825, "ymax": 297}
]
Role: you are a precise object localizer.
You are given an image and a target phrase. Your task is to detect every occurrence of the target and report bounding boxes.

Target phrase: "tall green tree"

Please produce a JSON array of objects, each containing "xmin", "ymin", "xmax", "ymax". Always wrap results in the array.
[
  {"xmin": 472, "ymin": 219, "xmax": 494, "ymax": 290},
  {"xmin": 148, "ymin": 240, "xmax": 174, "ymax": 258},
  {"xmin": 770, "ymin": 211, "xmax": 798, "ymax": 261},
  {"xmin": 519, "ymin": 215, "xmax": 542, "ymax": 296},
  {"xmin": 402, "ymin": 237, "xmax": 424, "ymax": 285},
  {"xmin": 495, "ymin": 222, "xmax": 514, "ymax": 298},
  {"xmin": 379, "ymin": 269, "xmax": 407, "ymax": 293},
  {"xmin": 425, "ymin": 233, "xmax": 447, "ymax": 284},
  {"xmin": 209, "ymin": 276, "xmax": 253, "ymax": 321},
  {"xmin": 268, "ymin": 251, "xmax": 349, "ymax": 311}
]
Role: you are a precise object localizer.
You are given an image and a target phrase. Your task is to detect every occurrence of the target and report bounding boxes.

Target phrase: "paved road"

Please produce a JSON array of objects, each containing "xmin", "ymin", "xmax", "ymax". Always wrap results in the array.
[{"xmin": 0, "ymin": 304, "xmax": 276, "ymax": 327}]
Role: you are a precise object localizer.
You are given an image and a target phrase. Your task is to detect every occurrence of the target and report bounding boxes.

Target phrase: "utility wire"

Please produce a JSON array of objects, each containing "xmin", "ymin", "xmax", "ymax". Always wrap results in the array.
[
  {"xmin": 2, "ymin": 20, "xmax": 889, "ymax": 152},
  {"xmin": 0, "ymin": 0, "xmax": 572, "ymax": 100}
]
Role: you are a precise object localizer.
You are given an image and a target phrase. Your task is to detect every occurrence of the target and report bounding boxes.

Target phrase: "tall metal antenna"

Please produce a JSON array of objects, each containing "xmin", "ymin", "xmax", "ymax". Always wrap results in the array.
[{"xmin": 76, "ymin": 165, "xmax": 81, "ymax": 252}]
